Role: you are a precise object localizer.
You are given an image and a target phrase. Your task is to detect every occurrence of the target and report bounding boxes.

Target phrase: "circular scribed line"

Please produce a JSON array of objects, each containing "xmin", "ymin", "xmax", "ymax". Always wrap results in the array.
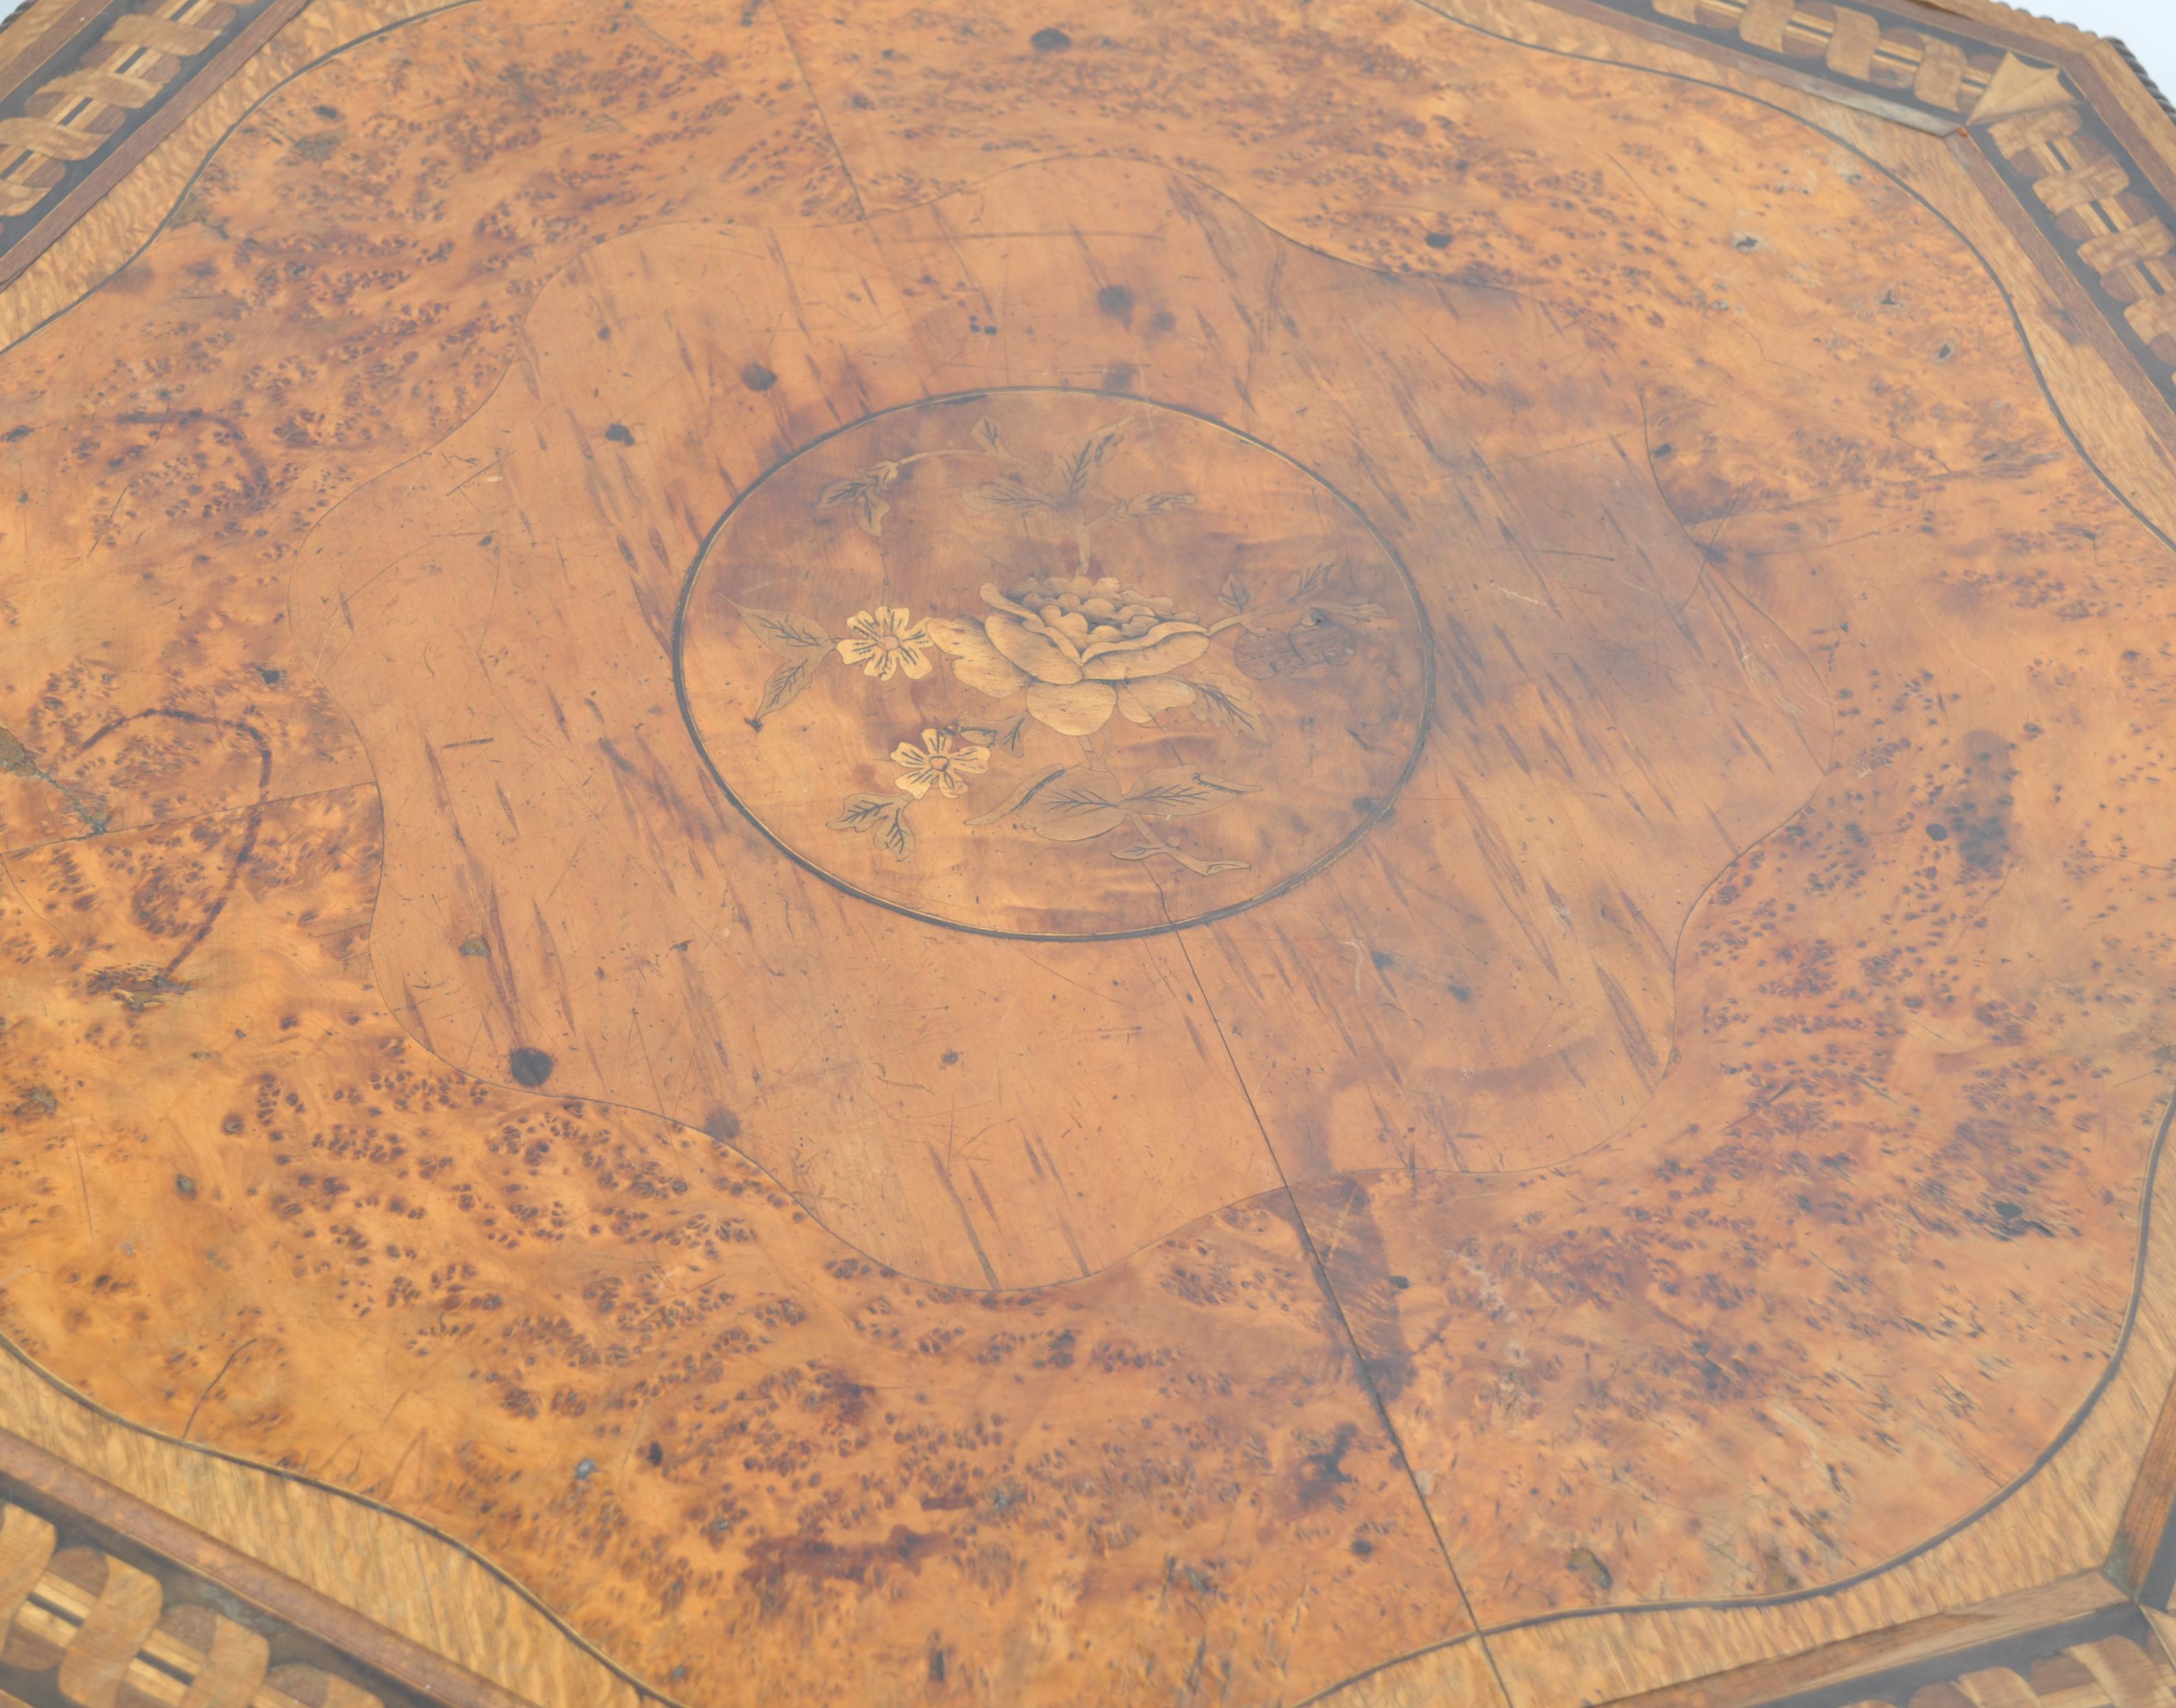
[{"xmin": 672, "ymin": 386, "xmax": 1437, "ymax": 943}]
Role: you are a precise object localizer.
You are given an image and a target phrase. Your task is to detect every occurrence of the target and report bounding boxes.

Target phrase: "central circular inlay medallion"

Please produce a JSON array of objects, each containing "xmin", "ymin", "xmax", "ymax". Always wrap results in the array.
[{"xmin": 675, "ymin": 389, "xmax": 1431, "ymax": 939}]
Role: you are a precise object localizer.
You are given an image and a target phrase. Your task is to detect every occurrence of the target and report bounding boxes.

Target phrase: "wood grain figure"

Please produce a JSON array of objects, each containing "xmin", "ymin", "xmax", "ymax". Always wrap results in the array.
[{"xmin": 3, "ymin": 0, "xmax": 2176, "ymax": 1701}]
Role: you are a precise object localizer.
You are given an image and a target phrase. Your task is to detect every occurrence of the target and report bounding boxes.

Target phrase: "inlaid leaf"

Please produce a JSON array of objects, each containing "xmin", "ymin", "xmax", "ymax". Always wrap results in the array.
[
  {"xmin": 736, "ymin": 605, "xmax": 832, "ymax": 658},
  {"xmin": 1218, "ymin": 574, "xmax": 1252, "ymax": 612},
  {"xmin": 753, "ymin": 653, "xmax": 827, "ymax": 722},
  {"xmin": 963, "ymin": 477, "xmax": 1047, "ymax": 514},
  {"xmin": 830, "ymin": 793, "xmax": 896, "ymax": 830},
  {"xmin": 1108, "ymin": 490, "xmax": 1194, "ymax": 522},
  {"xmin": 1181, "ymin": 672, "xmax": 1270, "ymax": 745},
  {"xmin": 954, "ymin": 714, "xmax": 1032, "ymax": 757},
  {"xmin": 1024, "ymin": 768, "xmax": 1130, "ymax": 842},
  {"xmin": 972, "ymin": 415, "xmax": 1004, "ymax": 453},
  {"xmin": 1122, "ymin": 767, "xmax": 1257, "ymax": 820},
  {"xmin": 1053, "ymin": 424, "xmax": 1123, "ymax": 501},
  {"xmin": 829, "ymin": 793, "xmax": 915, "ymax": 862},
  {"xmin": 1291, "ymin": 559, "xmax": 1339, "ymax": 601},
  {"xmin": 965, "ymin": 764, "xmax": 1066, "ymax": 826},
  {"xmin": 1112, "ymin": 840, "xmax": 1249, "ymax": 876},
  {"xmin": 817, "ymin": 478, "xmax": 891, "ymax": 537},
  {"xmin": 873, "ymin": 802, "xmax": 914, "ymax": 862}
]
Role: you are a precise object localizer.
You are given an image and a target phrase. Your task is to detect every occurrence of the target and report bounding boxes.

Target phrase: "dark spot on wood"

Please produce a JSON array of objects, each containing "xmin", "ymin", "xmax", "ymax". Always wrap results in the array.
[
  {"xmin": 741, "ymin": 362, "xmax": 778, "ymax": 392},
  {"xmin": 740, "ymin": 1525, "xmax": 945, "ymax": 1592},
  {"xmin": 1937, "ymin": 732, "xmax": 2015, "ymax": 872},
  {"xmin": 3, "ymin": 425, "xmax": 29, "ymax": 442},
  {"xmin": 1301, "ymin": 1178, "xmax": 1414, "ymax": 1398},
  {"xmin": 1926, "ymin": 821, "xmax": 1948, "ymax": 840},
  {"xmin": 703, "ymin": 1107, "xmax": 742, "ymax": 1144},
  {"xmin": 1424, "ymin": 230, "xmax": 1453, "ymax": 250},
  {"xmin": 1935, "ymin": 341, "xmax": 1955, "ymax": 362},
  {"xmin": 1097, "ymin": 284, "xmax": 1135, "ymax": 323},
  {"xmin": 1733, "ymin": 233, "xmax": 1760, "ymax": 252},
  {"xmin": 1149, "ymin": 310, "xmax": 1176, "ymax": 333},
  {"xmin": 314, "ymin": 105, "xmax": 342, "ymax": 120},
  {"xmin": 1030, "ymin": 26, "xmax": 1071, "ymax": 51},
  {"xmin": 509, "ymin": 1047, "xmax": 555, "ymax": 1088},
  {"xmin": 1236, "ymin": 613, "xmax": 1359, "ymax": 678},
  {"xmin": 929, "ymin": 1649, "xmax": 947, "ymax": 1683},
  {"xmin": 175, "ymin": 1175, "xmax": 196, "ymax": 1197},
  {"xmin": 605, "ymin": 422, "xmax": 634, "ymax": 444},
  {"xmin": 1388, "ymin": 1274, "xmax": 1409, "ymax": 1289},
  {"xmin": 255, "ymin": 665, "xmax": 282, "ymax": 684},
  {"xmin": 647, "ymin": 1441, "xmax": 664, "ymax": 1466},
  {"xmin": 1350, "ymin": 1536, "xmax": 1373, "ymax": 1555},
  {"xmin": 940, "ymin": 1050, "xmax": 960, "ymax": 1065},
  {"xmin": 1652, "ymin": 442, "xmax": 1674, "ymax": 459},
  {"xmin": 1296, "ymin": 1422, "xmax": 1359, "ymax": 1511},
  {"xmin": 574, "ymin": 1458, "xmax": 595, "ymax": 1479}
]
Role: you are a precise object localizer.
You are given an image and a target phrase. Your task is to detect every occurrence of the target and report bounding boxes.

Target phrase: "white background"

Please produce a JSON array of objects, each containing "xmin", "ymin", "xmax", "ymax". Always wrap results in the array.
[
  {"xmin": 2052, "ymin": 0, "xmax": 2175, "ymax": 92},
  {"xmin": 0, "ymin": 1, "xmax": 2168, "ymax": 113}
]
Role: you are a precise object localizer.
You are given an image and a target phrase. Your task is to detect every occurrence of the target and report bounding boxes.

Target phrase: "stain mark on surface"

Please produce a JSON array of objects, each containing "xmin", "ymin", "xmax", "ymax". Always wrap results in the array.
[{"xmin": 509, "ymin": 1047, "xmax": 556, "ymax": 1088}]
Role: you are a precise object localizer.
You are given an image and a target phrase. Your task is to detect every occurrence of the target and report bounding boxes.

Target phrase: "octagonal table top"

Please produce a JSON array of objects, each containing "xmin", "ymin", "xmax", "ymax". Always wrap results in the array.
[{"xmin": 5, "ymin": 1, "xmax": 2176, "ymax": 1705}]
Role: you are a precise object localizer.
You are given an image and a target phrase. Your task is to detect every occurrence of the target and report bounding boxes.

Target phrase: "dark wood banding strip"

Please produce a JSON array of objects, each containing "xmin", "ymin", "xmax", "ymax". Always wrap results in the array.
[
  {"xmin": 0, "ymin": 1425, "xmax": 539, "ymax": 1708},
  {"xmin": 0, "ymin": 0, "xmax": 310, "ymax": 291}
]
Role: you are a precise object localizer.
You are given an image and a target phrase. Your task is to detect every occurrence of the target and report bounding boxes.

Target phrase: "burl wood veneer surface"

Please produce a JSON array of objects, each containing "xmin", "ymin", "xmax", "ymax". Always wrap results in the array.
[{"xmin": 2, "ymin": 0, "xmax": 2173, "ymax": 1702}]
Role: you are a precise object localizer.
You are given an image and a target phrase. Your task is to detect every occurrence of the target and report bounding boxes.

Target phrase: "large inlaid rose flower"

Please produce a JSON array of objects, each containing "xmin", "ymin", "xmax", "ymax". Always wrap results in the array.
[{"xmin": 930, "ymin": 576, "xmax": 1212, "ymax": 735}]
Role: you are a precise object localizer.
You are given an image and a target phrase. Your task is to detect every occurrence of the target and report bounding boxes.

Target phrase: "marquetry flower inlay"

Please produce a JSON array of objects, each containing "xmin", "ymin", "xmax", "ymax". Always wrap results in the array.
[
  {"xmin": 695, "ymin": 400, "xmax": 1416, "ymax": 903},
  {"xmin": 891, "ymin": 730, "xmax": 989, "ymax": 798},
  {"xmin": 836, "ymin": 606, "xmax": 935, "ymax": 680}
]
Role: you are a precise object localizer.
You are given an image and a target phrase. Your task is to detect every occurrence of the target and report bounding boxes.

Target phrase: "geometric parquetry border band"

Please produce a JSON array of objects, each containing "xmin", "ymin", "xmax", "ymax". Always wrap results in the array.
[
  {"xmin": 1574, "ymin": 0, "xmax": 2176, "ymax": 413},
  {"xmin": 0, "ymin": 1424, "xmax": 535, "ymax": 1708},
  {"xmin": 4, "ymin": 1, "xmax": 2176, "ymax": 1706},
  {"xmin": 0, "ymin": 0, "xmax": 306, "ymax": 289}
]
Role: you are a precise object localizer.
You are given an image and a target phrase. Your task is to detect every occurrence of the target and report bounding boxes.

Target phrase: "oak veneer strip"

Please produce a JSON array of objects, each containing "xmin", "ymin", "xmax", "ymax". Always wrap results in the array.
[
  {"xmin": 0, "ymin": 1427, "xmax": 538, "ymax": 1708},
  {"xmin": 1597, "ymin": 1575, "xmax": 2135, "ymax": 1708},
  {"xmin": 1909, "ymin": 0, "xmax": 2094, "ymax": 56},
  {"xmin": 2109, "ymin": 1375, "xmax": 2176, "ymax": 1597},
  {"xmin": 0, "ymin": 0, "xmax": 310, "ymax": 290}
]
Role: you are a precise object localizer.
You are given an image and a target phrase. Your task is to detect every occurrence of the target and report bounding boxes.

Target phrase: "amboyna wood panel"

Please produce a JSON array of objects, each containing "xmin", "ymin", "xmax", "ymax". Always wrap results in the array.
[{"xmin": 3, "ymin": 0, "xmax": 2176, "ymax": 1701}]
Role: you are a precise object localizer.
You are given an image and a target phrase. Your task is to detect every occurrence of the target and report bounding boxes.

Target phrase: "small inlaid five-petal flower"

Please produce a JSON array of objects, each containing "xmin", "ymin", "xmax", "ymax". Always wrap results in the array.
[
  {"xmin": 837, "ymin": 606, "xmax": 935, "ymax": 680},
  {"xmin": 892, "ymin": 730, "xmax": 990, "ymax": 799}
]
